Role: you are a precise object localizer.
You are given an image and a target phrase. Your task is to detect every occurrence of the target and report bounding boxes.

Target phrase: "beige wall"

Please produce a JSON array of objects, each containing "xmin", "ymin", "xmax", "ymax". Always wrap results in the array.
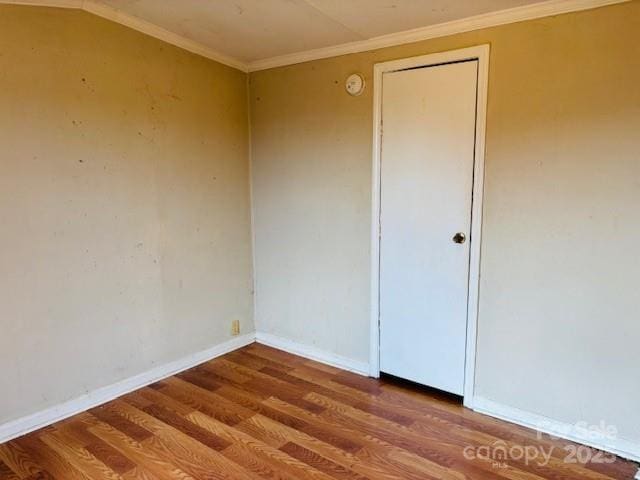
[
  {"xmin": 250, "ymin": 1, "xmax": 640, "ymax": 446},
  {"xmin": 0, "ymin": 5, "xmax": 253, "ymax": 424}
]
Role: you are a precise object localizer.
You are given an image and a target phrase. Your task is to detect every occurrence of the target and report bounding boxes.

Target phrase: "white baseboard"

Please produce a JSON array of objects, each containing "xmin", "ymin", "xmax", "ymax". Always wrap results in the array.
[
  {"xmin": 472, "ymin": 396, "xmax": 640, "ymax": 463},
  {"xmin": 0, "ymin": 333, "xmax": 255, "ymax": 444},
  {"xmin": 255, "ymin": 332, "xmax": 369, "ymax": 376}
]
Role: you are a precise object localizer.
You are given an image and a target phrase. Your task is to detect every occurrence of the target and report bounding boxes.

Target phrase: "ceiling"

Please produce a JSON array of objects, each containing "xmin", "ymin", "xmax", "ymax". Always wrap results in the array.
[
  {"xmin": 3, "ymin": 0, "xmax": 626, "ymax": 70},
  {"xmin": 97, "ymin": 0, "xmax": 540, "ymax": 63}
]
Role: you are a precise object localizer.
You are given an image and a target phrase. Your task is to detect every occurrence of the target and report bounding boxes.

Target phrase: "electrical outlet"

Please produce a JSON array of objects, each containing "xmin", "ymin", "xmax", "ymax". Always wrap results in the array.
[{"xmin": 231, "ymin": 319, "xmax": 240, "ymax": 336}]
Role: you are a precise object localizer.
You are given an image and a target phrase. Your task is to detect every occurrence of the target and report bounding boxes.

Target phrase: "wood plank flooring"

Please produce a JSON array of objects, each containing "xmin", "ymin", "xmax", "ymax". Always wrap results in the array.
[{"xmin": 1, "ymin": 343, "xmax": 637, "ymax": 479}]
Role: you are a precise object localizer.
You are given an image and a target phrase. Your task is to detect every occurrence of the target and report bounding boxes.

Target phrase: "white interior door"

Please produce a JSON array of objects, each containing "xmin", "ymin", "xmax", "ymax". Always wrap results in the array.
[{"xmin": 379, "ymin": 60, "xmax": 478, "ymax": 395}]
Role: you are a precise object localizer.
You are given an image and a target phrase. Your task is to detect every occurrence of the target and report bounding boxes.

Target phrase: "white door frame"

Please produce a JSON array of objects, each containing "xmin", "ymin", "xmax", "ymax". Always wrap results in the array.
[{"xmin": 370, "ymin": 45, "xmax": 489, "ymax": 408}]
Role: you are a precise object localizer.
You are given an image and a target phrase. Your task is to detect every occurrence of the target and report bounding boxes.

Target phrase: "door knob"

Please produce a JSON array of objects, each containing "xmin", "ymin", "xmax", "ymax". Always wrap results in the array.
[{"xmin": 452, "ymin": 232, "xmax": 466, "ymax": 244}]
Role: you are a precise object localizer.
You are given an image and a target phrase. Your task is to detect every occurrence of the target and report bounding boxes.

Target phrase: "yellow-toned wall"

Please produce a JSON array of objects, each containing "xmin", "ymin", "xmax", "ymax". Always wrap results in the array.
[
  {"xmin": 250, "ymin": 2, "xmax": 640, "ymax": 445},
  {"xmin": 0, "ymin": 5, "xmax": 253, "ymax": 424}
]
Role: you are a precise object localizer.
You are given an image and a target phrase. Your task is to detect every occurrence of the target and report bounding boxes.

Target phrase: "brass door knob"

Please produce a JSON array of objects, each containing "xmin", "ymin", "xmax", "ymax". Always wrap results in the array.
[{"xmin": 452, "ymin": 232, "xmax": 466, "ymax": 244}]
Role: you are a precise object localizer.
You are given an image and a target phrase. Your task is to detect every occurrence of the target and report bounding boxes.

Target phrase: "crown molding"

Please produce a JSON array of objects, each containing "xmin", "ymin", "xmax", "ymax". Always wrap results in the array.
[
  {"xmin": 81, "ymin": 1, "xmax": 248, "ymax": 71},
  {"xmin": 247, "ymin": 0, "xmax": 630, "ymax": 71},
  {"xmin": 0, "ymin": 0, "xmax": 250, "ymax": 72},
  {"xmin": 1, "ymin": 0, "xmax": 630, "ymax": 73}
]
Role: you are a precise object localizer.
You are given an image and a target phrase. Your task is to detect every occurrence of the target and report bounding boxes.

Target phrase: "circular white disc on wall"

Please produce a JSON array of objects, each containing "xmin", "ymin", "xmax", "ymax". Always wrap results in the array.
[{"xmin": 345, "ymin": 73, "xmax": 365, "ymax": 96}]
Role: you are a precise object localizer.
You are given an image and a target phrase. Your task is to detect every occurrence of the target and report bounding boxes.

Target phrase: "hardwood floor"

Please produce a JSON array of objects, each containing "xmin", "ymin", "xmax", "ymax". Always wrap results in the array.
[{"xmin": 1, "ymin": 343, "xmax": 636, "ymax": 480}]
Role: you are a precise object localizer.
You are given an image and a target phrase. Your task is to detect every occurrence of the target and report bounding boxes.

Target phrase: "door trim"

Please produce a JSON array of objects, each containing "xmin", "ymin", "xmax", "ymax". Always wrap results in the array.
[{"xmin": 370, "ymin": 45, "xmax": 489, "ymax": 407}]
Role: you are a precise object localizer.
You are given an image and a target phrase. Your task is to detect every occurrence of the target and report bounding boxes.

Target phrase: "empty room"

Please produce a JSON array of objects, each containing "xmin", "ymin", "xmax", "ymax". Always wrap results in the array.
[{"xmin": 1, "ymin": 0, "xmax": 639, "ymax": 478}]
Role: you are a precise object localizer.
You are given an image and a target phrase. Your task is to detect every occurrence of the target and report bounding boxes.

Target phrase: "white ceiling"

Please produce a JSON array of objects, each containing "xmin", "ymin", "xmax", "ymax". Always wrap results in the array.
[
  {"xmin": 3, "ymin": 0, "xmax": 626, "ymax": 70},
  {"xmin": 96, "ymin": 0, "xmax": 541, "ymax": 63}
]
